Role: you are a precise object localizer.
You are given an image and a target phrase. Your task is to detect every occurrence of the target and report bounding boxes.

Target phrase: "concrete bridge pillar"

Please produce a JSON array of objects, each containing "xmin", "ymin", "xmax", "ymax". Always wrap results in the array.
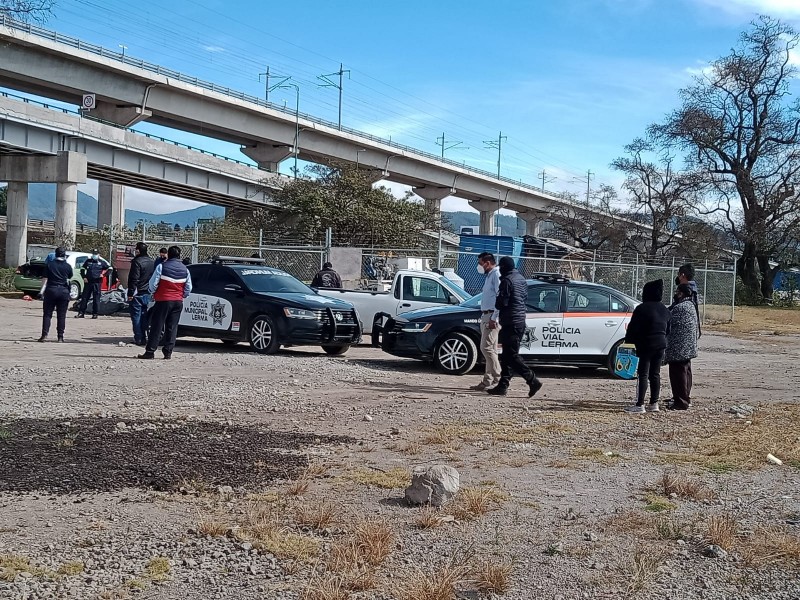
[
  {"xmin": 55, "ymin": 183, "xmax": 78, "ymax": 249},
  {"xmin": 5, "ymin": 182, "xmax": 29, "ymax": 267},
  {"xmin": 412, "ymin": 185, "xmax": 454, "ymax": 215},
  {"xmin": 470, "ymin": 200, "xmax": 499, "ymax": 236},
  {"xmin": 97, "ymin": 181, "xmax": 125, "ymax": 229},
  {"xmin": 517, "ymin": 209, "xmax": 549, "ymax": 237},
  {"xmin": 0, "ymin": 151, "xmax": 87, "ymax": 260},
  {"xmin": 241, "ymin": 143, "xmax": 293, "ymax": 173}
]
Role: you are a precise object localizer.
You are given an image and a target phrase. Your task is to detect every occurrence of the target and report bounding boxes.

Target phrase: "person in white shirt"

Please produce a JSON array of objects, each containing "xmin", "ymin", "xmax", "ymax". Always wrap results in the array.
[{"xmin": 470, "ymin": 252, "xmax": 502, "ymax": 391}]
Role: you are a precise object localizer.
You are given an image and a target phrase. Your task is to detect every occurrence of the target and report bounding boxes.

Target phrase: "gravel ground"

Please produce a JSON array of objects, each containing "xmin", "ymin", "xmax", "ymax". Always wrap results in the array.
[{"xmin": 0, "ymin": 297, "xmax": 798, "ymax": 600}]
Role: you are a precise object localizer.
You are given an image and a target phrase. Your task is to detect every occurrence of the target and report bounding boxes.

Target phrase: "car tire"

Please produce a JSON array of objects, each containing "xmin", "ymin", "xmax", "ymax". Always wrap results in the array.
[
  {"xmin": 434, "ymin": 332, "xmax": 478, "ymax": 375},
  {"xmin": 607, "ymin": 339, "xmax": 626, "ymax": 378},
  {"xmin": 69, "ymin": 281, "xmax": 80, "ymax": 300},
  {"xmin": 249, "ymin": 315, "xmax": 279, "ymax": 354},
  {"xmin": 322, "ymin": 344, "xmax": 349, "ymax": 356}
]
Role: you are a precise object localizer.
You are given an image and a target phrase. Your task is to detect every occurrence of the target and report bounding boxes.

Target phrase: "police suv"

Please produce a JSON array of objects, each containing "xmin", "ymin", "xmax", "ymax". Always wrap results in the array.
[
  {"xmin": 177, "ymin": 257, "xmax": 361, "ymax": 354},
  {"xmin": 374, "ymin": 273, "xmax": 638, "ymax": 376}
]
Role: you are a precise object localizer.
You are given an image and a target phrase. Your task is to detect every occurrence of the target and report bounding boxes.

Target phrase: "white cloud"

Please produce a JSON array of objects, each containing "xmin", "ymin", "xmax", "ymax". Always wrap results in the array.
[{"xmin": 202, "ymin": 45, "xmax": 226, "ymax": 53}]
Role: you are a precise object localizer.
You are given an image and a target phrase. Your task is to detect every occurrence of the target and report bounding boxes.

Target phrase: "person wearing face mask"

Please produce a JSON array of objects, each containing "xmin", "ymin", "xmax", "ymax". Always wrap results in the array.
[
  {"xmin": 76, "ymin": 249, "xmax": 110, "ymax": 319},
  {"xmin": 469, "ymin": 252, "xmax": 502, "ymax": 391},
  {"xmin": 38, "ymin": 247, "xmax": 73, "ymax": 342},
  {"xmin": 675, "ymin": 263, "xmax": 701, "ymax": 338},
  {"xmin": 665, "ymin": 283, "xmax": 699, "ymax": 410},
  {"xmin": 127, "ymin": 242, "xmax": 156, "ymax": 346}
]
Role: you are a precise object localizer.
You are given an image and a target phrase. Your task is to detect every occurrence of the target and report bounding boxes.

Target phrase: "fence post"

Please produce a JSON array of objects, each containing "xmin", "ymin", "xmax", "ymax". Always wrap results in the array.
[
  {"xmin": 591, "ymin": 250, "xmax": 596, "ymax": 282},
  {"xmin": 192, "ymin": 224, "xmax": 199, "ymax": 264},
  {"xmin": 702, "ymin": 259, "xmax": 708, "ymax": 325},
  {"xmin": 258, "ymin": 229, "xmax": 263, "ymax": 259},
  {"xmin": 437, "ymin": 228, "xmax": 443, "ymax": 270},
  {"xmin": 731, "ymin": 258, "xmax": 737, "ymax": 322},
  {"xmin": 325, "ymin": 227, "xmax": 332, "ymax": 264}
]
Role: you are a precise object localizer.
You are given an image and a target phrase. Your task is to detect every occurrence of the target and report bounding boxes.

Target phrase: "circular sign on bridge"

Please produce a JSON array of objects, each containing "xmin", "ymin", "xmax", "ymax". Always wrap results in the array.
[{"xmin": 81, "ymin": 94, "xmax": 96, "ymax": 110}]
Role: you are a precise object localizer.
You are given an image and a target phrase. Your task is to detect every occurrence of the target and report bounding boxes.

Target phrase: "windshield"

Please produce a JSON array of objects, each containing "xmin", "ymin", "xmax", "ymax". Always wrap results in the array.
[
  {"xmin": 461, "ymin": 292, "xmax": 483, "ymax": 308},
  {"xmin": 235, "ymin": 268, "xmax": 314, "ymax": 294},
  {"xmin": 440, "ymin": 276, "xmax": 471, "ymax": 301}
]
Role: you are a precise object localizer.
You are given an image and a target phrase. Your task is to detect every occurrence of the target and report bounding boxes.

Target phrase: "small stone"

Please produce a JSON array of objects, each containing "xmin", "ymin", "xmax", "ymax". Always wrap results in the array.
[
  {"xmin": 583, "ymin": 531, "xmax": 599, "ymax": 542},
  {"xmin": 703, "ymin": 544, "xmax": 728, "ymax": 559},
  {"xmin": 115, "ymin": 421, "xmax": 127, "ymax": 430},
  {"xmin": 217, "ymin": 485, "xmax": 234, "ymax": 498},
  {"xmin": 363, "ymin": 415, "xmax": 373, "ymax": 422},
  {"xmin": 240, "ymin": 542, "xmax": 253, "ymax": 551}
]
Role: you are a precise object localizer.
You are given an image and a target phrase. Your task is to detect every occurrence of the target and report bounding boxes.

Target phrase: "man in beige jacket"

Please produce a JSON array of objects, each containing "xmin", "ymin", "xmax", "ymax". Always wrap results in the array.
[{"xmin": 470, "ymin": 252, "xmax": 501, "ymax": 391}]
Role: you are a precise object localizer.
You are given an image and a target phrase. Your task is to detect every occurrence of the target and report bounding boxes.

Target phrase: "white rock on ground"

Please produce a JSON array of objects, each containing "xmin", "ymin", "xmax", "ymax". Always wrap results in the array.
[{"xmin": 404, "ymin": 465, "xmax": 460, "ymax": 506}]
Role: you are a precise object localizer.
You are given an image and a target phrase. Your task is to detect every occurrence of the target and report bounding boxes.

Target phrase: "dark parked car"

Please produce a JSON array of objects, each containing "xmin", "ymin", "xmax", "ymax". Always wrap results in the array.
[
  {"xmin": 177, "ymin": 257, "xmax": 361, "ymax": 354},
  {"xmin": 374, "ymin": 273, "xmax": 637, "ymax": 376}
]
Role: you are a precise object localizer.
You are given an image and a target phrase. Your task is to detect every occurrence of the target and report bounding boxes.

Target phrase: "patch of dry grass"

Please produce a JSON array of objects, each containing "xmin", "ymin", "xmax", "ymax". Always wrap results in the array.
[
  {"xmin": 643, "ymin": 494, "xmax": 677, "ymax": 513},
  {"xmin": 709, "ymin": 305, "xmax": 800, "ymax": 336},
  {"xmin": 396, "ymin": 563, "xmax": 470, "ymax": 600},
  {"xmin": 294, "ymin": 502, "xmax": 338, "ymax": 530},
  {"xmin": 655, "ymin": 516, "xmax": 697, "ymax": 541},
  {"xmin": 341, "ymin": 467, "xmax": 411, "ymax": 489},
  {"xmin": 300, "ymin": 574, "xmax": 350, "ymax": 600},
  {"xmin": 286, "ymin": 477, "xmax": 311, "ymax": 496},
  {"xmin": 57, "ymin": 561, "xmax": 85, "ymax": 576},
  {"xmin": 659, "ymin": 470, "xmax": 715, "ymax": 501},
  {"xmin": 0, "ymin": 554, "xmax": 55, "ymax": 581},
  {"xmin": 197, "ymin": 517, "xmax": 230, "ymax": 537},
  {"xmin": 352, "ymin": 518, "xmax": 395, "ymax": 566},
  {"xmin": 625, "ymin": 547, "xmax": 666, "ymax": 594},
  {"xmin": 571, "ymin": 447, "xmax": 622, "ymax": 464},
  {"xmin": 741, "ymin": 526, "xmax": 800, "ymax": 568},
  {"xmin": 473, "ymin": 560, "xmax": 512, "ymax": 594},
  {"xmin": 704, "ymin": 514, "xmax": 738, "ymax": 550},
  {"xmin": 414, "ymin": 506, "xmax": 444, "ymax": 530},
  {"xmin": 145, "ymin": 557, "xmax": 171, "ymax": 582},
  {"xmin": 450, "ymin": 486, "xmax": 508, "ymax": 521},
  {"xmin": 399, "ymin": 441, "xmax": 422, "ymax": 456},
  {"xmin": 240, "ymin": 501, "xmax": 320, "ymax": 562}
]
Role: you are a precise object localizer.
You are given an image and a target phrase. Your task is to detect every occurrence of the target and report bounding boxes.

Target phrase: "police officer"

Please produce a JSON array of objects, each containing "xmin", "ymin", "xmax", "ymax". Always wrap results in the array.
[
  {"xmin": 487, "ymin": 256, "xmax": 543, "ymax": 397},
  {"xmin": 76, "ymin": 249, "xmax": 109, "ymax": 319},
  {"xmin": 38, "ymin": 247, "xmax": 73, "ymax": 342}
]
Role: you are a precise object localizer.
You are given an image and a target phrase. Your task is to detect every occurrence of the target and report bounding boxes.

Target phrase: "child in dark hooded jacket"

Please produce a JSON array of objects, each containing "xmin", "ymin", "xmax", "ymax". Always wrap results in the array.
[{"xmin": 623, "ymin": 279, "xmax": 671, "ymax": 413}]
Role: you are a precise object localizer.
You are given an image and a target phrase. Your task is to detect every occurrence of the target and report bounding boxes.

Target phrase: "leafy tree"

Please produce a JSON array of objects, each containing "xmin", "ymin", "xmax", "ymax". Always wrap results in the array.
[
  {"xmin": 547, "ymin": 185, "xmax": 628, "ymax": 253},
  {"xmin": 611, "ymin": 138, "xmax": 700, "ymax": 260},
  {"xmin": 243, "ymin": 164, "xmax": 440, "ymax": 248},
  {"xmin": 0, "ymin": 185, "xmax": 6, "ymax": 217},
  {"xmin": 0, "ymin": 1, "xmax": 55, "ymax": 22},
  {"xmin": 650, "ymin": 16, "xmax": 800, "ymax": 300}
]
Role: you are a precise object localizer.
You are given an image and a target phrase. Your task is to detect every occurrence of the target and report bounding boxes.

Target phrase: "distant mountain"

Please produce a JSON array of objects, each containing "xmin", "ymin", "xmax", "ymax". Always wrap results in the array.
[
  {"xmin": 124, "ymin": 205, "xmax": 224, "ymax": 229},
  {"xmin": 24, "ymin": 183, "xmax": 98, "ymax": 225},
  {"xmin": 444, "ymin": 211, "xmax": 527, "ymax": 237}
]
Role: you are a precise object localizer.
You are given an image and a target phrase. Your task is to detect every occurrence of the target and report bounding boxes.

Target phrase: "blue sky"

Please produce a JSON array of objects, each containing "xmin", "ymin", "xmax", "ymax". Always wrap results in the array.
[{"xmin": 15, "ymin": 0, "xmax": 800, "ymax": 213}]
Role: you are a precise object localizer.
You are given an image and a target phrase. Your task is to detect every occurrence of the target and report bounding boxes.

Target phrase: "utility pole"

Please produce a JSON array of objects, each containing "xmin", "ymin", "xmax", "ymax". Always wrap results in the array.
[
  {"xmin": 585, "ymin": 169, "xmax": 594, "ymax": 202},
  {"xmin": 258, "ymin": 66, "xmax": 271, "ymax": 103},
  {"xmin": 318, "ymin": 63, "xmax": 350, "ymax": 130},
  {"xmin": 268, "ymin": 77, "xmax": 300, "ymax": 177},
  {"xmin": 483, "ymin": 131, "xmax": 507, "ymax": 179},
  {"xmin": 435, "ymin": 132, "xmax": 467, "ymax": 158},
  {"xmin": 538, "ymin": 169, "xmax": 556, "ymax": 192}
]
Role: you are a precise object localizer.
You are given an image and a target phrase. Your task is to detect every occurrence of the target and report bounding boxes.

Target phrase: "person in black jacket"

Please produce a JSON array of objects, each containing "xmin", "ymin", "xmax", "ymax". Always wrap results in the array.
[
  {"xmin": 487, "ymin": 256, "xmax": 543, "ymax": 398},
  {"xmin": 311, "ymin": 263, "xmax": 343, "ymax": 288},
  {"xmin": 76, "ymin": 249, "xmax": 109, "ymax": 319},
  {"xmin": 624, "ymin": 279, "xmax": 671, "ymax": 413},
  {"xmin": 39, "ymin": 247, "xmax": 73, "ymax": 342},
  {"xmin": 127, "ymin": 242, "xmax": 156, "ymax": 346}
]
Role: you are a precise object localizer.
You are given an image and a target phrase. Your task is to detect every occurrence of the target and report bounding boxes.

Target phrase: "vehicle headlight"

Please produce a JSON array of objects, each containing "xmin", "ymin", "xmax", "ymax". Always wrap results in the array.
[
  {"xmin": 401, "ymin": 322, "xmax": 432, "ymax": 333},
  {"xmin": 284, "ymin": 307, "xmax": 317, "ymax": 319}
]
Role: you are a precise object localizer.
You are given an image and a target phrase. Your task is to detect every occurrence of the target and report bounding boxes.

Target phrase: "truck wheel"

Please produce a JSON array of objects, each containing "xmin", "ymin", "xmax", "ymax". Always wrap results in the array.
[
  {"xmin": 434, "ymin": 332, "xmax": 478, "ymax": 375},
  {"xmin": 322, "ymin": 345, "xmax": 349, "ymax": 356},
  {"xmin": 69, "ymin": 281, "xmax": 80, "ymax": 300},
  {"xmin": 249, "ymin": 315, "xmax": 279, "ymax": 354}
]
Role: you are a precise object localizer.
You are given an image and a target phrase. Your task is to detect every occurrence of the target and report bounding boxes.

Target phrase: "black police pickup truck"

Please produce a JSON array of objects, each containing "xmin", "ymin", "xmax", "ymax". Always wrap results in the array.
[
  {"xmin": 374, "ymin": 273, "xmax": 637, "ymax": 376},
  {"xmin": 177, "ymin": 257, "xmax": 361, "ymax": 354}
]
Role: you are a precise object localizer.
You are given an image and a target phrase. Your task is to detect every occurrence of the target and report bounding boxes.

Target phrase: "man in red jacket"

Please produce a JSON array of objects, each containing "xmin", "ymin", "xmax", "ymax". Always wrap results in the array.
[{"xmin": 138, "ymin": 246, "xmax": 192, "ymax": 360}]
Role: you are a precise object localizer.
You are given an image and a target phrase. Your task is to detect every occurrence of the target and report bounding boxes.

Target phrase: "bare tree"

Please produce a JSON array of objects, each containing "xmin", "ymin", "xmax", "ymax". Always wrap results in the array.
[
  {"xmin": 650, "ymin": 15, "xmax": 800, "ymax": 299},
  {"xmin": 0, "ymin": 1, "xmax": 55, "ymax": 22},
  {"xmin": 611, "ymin": 138, "xmax": 700, "ymax": 260},
  {"xmin": 547, "ymin": 185, "xmax": 628, "ymax": 253}
]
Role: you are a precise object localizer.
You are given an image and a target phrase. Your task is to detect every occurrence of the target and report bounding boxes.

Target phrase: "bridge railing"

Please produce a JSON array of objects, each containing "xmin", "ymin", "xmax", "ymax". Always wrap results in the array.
[
  {"xmin": 0, "ymin": 15, "xmax": 559, "ymax": 197},
  {"xmin": 0, "ymin": 90, "xmax": 257, "ymax": 169}
]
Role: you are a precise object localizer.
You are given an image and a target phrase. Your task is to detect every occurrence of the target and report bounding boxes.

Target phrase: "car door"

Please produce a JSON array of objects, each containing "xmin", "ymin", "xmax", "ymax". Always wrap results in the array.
[
  {"xmin": 560, "ymin": 285, "xmax": 624, "ymax": 357},
  {"xmin": 397, "ymin": 274, "xmax": 458, "ymax": 313},
  {"xmin": 180, "ymin": 265, "xmax": 237, "ymax": 335},
  {"xmin": 519, "ymin": 284, "xmax": 564, "ymax": 358}
]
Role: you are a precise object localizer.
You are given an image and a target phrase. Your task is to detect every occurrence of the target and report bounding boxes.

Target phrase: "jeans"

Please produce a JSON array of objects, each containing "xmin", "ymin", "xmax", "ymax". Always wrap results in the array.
[
  {"xmin": 498, "ymin": 324, "xmax": 535, "ymax": 389},
  {"xmin": 78, "ymin": 280, "xmax": 101, "ymax": 315},
  {"xmin": 636, "ymin": 349, "xmax": 665, "ymax": 405},
  {"xmin": 129, "ymin": 294, "xmax": 151, "ymax": 344},
  {"xmin": 146, "ymin": 300, "xmax": 183, "ymax": 356},
  {"xmin": 42, "ymin": 286, "xmax": 70, "ymax": 337}
]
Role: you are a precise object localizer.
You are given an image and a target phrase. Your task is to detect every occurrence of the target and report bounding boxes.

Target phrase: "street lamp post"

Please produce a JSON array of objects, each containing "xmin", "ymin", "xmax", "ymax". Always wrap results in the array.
[
  {"xmin": 268, "ymin": 79, "xmax": 300, "ymax": 178},
  {"xmin": 118, "ymin": 44, "xmax": 127, "ymax": 59},
  {"xmin": 356, "ymin": 148, "xmax": 366, "ymax": 170}
]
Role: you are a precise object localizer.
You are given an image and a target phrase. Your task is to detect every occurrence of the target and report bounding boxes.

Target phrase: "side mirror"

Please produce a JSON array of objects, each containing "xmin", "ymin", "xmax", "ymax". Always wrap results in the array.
[
  {"xmin": 449, "ymin": 295, "xmax": 461, "ymax": 305},
  {"xmin": 224, "ymin": 284, "xmax": 243, "ymax": 295}
]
